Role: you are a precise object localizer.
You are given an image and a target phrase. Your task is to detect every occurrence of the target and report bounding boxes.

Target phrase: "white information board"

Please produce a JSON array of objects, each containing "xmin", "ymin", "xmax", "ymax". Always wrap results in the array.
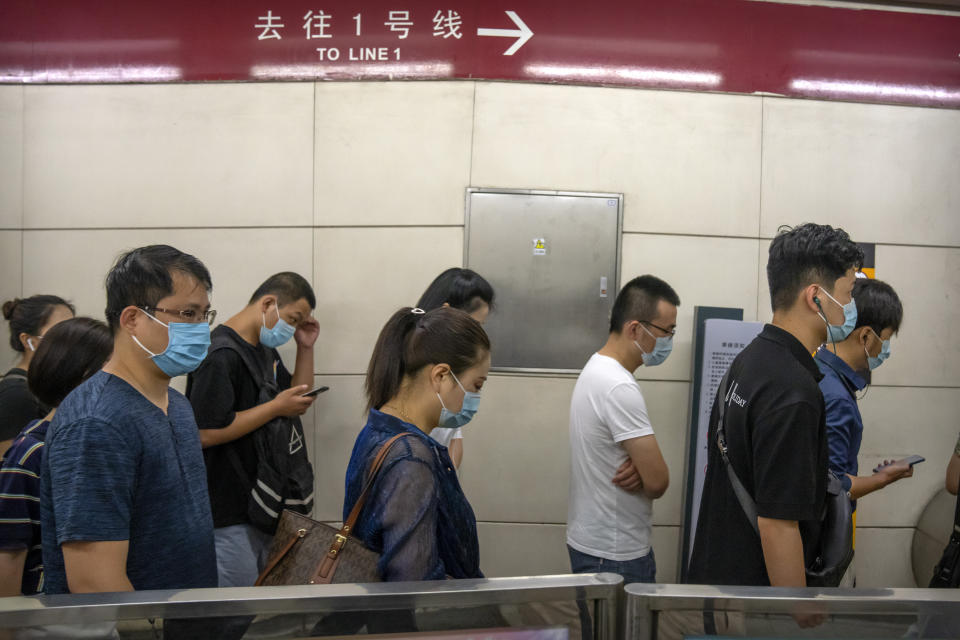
[{"xmin": 687, "ymin": 318, "xmax": 763, "ymax": 561}]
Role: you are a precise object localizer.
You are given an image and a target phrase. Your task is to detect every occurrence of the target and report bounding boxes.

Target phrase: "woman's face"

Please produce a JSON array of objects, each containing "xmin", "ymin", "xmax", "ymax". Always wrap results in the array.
[
  {"xmin": 437, "ymin": 350, "xmax": 491, "ymax": 413},
  {"xmin": 23, "ymin": 304, "xmax": 74, "ymax": 353}
]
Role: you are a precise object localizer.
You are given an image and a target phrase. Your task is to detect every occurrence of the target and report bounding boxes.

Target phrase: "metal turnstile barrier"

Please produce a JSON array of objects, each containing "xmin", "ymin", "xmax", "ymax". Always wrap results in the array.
[{"xmin": 0, "ymin": 573, "xmax": 623, "ymax": 639}]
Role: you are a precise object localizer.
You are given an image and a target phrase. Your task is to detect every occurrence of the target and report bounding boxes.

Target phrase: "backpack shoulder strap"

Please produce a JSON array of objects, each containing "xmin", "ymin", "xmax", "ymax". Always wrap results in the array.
[
  {"xmin": 208, "ymin": 331, "xmax": 269, "ymax": 389},
  {"xmin": 716, "ymin": 367, "xmax": 761, "ymax": 536}
]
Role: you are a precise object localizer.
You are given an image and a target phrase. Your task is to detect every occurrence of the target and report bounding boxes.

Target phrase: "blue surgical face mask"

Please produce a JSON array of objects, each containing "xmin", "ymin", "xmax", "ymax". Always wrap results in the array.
[
  {"xmin": 437, "ymin": 370, "xmax": 482, "ymax": 429},
  {"xmin": 132, "ymin": 309, "xmax": 211, "ymax": 377},
  {"xmin": 634, "ymin": 322, "xmax": 673, "ymax": 367},
  {"xmin": 865, "ymin": 329, "xmax": 891, "ymax": 370},
  {"xmin": 818, "ymin": 287, "xmax": 858, "ymax": 343},
  {"xmin": 260, "ymin": 305, "xmax": 296, "ymax": 349}
]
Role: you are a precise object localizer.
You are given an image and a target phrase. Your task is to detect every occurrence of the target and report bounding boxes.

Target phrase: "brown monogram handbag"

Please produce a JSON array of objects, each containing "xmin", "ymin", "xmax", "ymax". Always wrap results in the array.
[{"xmin": 255, "ymin": 432, "xmax": 413, "ymax": 586}]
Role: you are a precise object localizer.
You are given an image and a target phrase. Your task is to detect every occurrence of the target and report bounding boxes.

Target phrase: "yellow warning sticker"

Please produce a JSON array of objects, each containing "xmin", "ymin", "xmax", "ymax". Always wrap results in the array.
[{"xmin": 533, "ymin": 237, "xmax": 546, "ymax": 256}]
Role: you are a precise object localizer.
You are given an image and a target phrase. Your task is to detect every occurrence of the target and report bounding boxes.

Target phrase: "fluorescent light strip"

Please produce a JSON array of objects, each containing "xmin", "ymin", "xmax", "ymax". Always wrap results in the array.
[
  {"xmin": 41, "ymin": 65, "xmax": 182, "ymax": 82},
  {"xmin": 792, "ymin": 78, "xmax": 960, "ymax": 102},
  {"xmin": 250, "ymin": 62, "xmax": 453, "ymax": 79},
  {"xmin": 524, "ymin": 64, "xmax": 722, "ymax": 87}
]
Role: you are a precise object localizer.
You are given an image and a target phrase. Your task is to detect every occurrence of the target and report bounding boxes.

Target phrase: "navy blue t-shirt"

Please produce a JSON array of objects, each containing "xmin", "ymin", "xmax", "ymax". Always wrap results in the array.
[{"xmin": 40, "ymin": 370, "xmax": 217, "ymax": 594}]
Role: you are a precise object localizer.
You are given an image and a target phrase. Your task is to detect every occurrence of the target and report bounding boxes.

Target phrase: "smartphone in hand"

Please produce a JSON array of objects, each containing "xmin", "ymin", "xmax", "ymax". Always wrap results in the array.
[
  {"xmin": 874, "ymin": 455, "xmax": 924, "ymax": 473},
  {"xmin": 301, "ymin": 386, "xmax": 329, "ymax": 398}
]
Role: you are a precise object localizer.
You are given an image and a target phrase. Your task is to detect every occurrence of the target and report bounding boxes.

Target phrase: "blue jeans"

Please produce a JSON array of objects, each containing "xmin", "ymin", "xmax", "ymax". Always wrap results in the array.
[
  {"xmin": 214, "ymin": 524, "xmax": 273, "ymax": 587},
  {"xmin": 567, "ymin": 545, "xmax": 657, "ymax": 584}
]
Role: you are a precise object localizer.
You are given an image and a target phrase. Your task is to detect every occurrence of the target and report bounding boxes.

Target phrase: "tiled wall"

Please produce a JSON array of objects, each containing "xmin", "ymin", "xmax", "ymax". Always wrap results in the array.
[{"xmin": 1, "ymin": 81, "xmax": 958, "ymax": 587}]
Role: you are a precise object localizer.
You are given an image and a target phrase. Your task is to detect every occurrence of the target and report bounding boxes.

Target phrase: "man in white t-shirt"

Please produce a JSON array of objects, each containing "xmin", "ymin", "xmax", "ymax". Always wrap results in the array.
[{"xmin": 567, "ymin": 275, "xmax": 678, "ymax": 584}]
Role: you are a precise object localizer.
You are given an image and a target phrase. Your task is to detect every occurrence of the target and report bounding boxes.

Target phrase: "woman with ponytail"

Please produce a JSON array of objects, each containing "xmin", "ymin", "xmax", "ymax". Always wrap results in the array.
[
  {"xmin": 0, "ymin": 296, "xmax": 74, "ymax": 453},
  {"xmin": 344, "ymin": 306, "xmax": 490, "ymax": 582}
]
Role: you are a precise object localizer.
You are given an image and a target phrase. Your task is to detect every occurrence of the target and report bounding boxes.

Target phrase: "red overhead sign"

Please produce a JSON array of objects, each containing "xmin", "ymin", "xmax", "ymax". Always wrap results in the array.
[{"xmin": 1, "ymin": 0, "xmax": 959, "ymax": 108}]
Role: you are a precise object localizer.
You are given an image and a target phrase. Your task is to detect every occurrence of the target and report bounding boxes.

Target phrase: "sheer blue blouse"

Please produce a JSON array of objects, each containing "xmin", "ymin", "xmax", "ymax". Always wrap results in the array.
[{"xmin": 343, "ymin": 409, "xmax": 481, "ymax": 581}]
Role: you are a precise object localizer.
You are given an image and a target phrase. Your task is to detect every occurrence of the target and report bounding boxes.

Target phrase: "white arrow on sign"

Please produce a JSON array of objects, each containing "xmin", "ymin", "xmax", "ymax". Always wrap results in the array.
[{"xmin": 477, "ymin": 11, "xmax": 533, "ymax": 56}]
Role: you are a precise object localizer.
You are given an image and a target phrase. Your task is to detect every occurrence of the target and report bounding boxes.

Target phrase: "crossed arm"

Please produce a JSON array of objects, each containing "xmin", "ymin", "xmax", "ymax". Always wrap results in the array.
[{"xmin": 615, "ymin": 435, "xmax": 669, "ymax": 499}]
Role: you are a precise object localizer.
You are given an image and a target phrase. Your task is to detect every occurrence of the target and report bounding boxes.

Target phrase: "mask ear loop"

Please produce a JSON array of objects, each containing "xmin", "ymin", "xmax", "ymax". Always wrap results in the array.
[
  {"xmin": 131, "ymin": 308, "xmax": 167, "ymax": 357},
  {"xmin": 814, "ymin": 291, "xmax": 838, "ymax": 355}
]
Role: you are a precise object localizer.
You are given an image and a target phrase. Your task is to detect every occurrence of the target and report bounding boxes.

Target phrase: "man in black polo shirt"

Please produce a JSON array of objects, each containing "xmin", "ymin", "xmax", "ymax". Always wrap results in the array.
[{"xmin": 688, "ymin": 224, "xmax": 863, "ymax": 601}]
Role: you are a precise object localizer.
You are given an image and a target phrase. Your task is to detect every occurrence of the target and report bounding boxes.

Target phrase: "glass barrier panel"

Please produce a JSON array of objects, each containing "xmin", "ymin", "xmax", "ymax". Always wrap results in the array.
[{"xmin": 625, "ymin": 584, "xmax": 960, "ymax": 640}]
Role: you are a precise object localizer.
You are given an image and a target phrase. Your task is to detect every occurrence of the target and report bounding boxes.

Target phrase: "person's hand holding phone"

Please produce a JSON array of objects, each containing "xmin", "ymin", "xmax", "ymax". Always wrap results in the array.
[
  {"xmin": 873, "ymin": 459, "xmax": 914, "ymax": 485},
  {"xmin": 271, "ymin": 384, "xmax": 314, "ymax": 417}
]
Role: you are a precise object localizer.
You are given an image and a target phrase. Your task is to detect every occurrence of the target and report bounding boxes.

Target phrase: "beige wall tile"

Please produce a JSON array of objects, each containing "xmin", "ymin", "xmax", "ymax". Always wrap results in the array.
[
  {"xmin": 310, "ymin": 374, "xmax": 367, "ymax": 522},
  {"xmin": 21, "ymin": 228, "xmax": 313, "ymax": 370},
  {"xmin": 477, "ymin": 523, "xmax": 569, "ymax": 578},
  {"xmin": 855, "ymin": 527, "xmax": 917, "ymax": 587},
  {"xmin": 472, "ymin": 83, "xmax": 762, "ymax": 237},
  {"xmin": 0, "ymin": 231, "xmax": 22, "ymax": 368},
  {"xmin": 871, "ymin": 245, "xmax": 960, "ymax": 388},
  {"xmin": 0, "ymin": 87, "xmax": 23, "ymax": 229},
  {"xmin": 459, "ymin": 375, "xmax": 688, "ymax": 528},
  {"xmin": 650, "ymin": 525, "xmax": 681, "ymax": 583},
  {"xmin": 637, "ymin": 382, "xmax": 690, "ymax": 528},
  {"xmin": 622, "ymin": 234, "xmax": 762, "ymax": 382},
  {"xmin": 458, "ymin": 373, "xmax": 576, "ymax": 524},
  {"xmin": 23, "ymin": 84, "xmax": 314, "ymax": 228},
  {"xmin": 313, "ymin": 227, "xmax": 464, "ymax": 374},
  {"xmin": 755, "ymin": 239, "xmax": 774, "ymax": 324},
  {"xmin": 856, "ymin": 387, "xmax": 960, "ymax": 528},
  {"xmin": 314, "ymin": 82, "xmax": 473, "ymax": 227},
  {"xmin": 761, "ymin": 98, "xmax": 960, "ymax": 247}
]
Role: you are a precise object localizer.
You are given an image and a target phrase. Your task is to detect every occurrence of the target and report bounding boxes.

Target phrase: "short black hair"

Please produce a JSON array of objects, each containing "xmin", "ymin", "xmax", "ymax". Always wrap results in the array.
[
  {"xmin": 609, "ymin": 275, "xmax": 680, "ymax": 334},
  {"xmin": 767, "ymin": 223, "xmax": 864, "ymax": 312},
  {"xmin": 104, "ymin": 245, "xmax": 212, "ymax": 333},
  {"xmin": 3, "ymin": 295, "xmax": 75, "ymax": 352},
  {"xmin": 28, "ymin": 317, "xmax": 112, "ymax": 408},
  {"xmin": 853, "ymin": 278, "xmax": 903, "ymax": 335},
  {"xmin": 249, "ymin": 272, "xmax": 316, "ymax": 309},
  {"xmin": 416, "ymin": 268, "xmax": 495, "ymax": 315}
]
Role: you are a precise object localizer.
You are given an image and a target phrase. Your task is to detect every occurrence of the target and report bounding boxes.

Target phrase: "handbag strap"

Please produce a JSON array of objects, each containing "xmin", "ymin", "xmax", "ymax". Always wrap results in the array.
[
  {"xmin": 715, "ymin": 368, "xmax": 761, "ymax": 536},
  {"xmin": 254, "ymin": 431, "xmax": 414, "ymax": 586}
]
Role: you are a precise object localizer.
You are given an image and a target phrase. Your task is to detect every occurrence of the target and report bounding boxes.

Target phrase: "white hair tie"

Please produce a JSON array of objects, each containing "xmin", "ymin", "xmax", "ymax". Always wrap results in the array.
[{"xmin": 411, "ymin": 307, "xmax": 426, "ymax": 315}]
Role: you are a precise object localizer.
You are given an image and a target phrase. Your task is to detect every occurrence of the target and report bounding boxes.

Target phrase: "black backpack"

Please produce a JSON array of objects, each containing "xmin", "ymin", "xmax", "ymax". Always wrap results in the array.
[
  {"xmin": 210, "ymin": 334, "xmax": 315, "ymax": 534},
  {"xmin": 929, "ymin": 492, "xmax": 960, "ymax": 588}
]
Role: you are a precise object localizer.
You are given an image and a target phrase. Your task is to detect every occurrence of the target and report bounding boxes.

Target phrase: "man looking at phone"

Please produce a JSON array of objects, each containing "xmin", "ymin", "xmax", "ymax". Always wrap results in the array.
[
  {"xmin": 187, "ymin": 272, "xmax": 319, "ymax": 587},
  {"xmin": 816, "ymin": 277, "xmax": 912, "ymax": 502},
  {"xmin": 815, "ymin": 277, "xmax": 911, "ymax": 586}
]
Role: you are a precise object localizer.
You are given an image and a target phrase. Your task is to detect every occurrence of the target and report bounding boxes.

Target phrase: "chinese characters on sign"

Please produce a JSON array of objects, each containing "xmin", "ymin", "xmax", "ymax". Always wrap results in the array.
[{"xmin": 253, "ymin": 8, "xmax": 531, "ymax": 62}]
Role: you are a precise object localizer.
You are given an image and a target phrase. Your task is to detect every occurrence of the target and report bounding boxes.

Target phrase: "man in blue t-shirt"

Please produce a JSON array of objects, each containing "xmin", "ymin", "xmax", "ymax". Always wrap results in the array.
[{"xmin": 40, "ymin": 245, "xmax": 218, "ymax": 593}]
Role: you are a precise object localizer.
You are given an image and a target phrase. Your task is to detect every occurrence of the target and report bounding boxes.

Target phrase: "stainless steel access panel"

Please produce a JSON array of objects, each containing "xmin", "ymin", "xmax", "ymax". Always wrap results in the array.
[{"xmin": 465, "ymin": 188, "xmax": 623, "ymax": 372}]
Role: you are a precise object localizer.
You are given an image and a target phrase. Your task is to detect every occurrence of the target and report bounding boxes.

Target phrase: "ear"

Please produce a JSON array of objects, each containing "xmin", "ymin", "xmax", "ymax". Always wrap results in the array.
[
  {"xmin": 17, "ymin": 332, "xmax": 30, "ymax": 350},
  {"xmin": 259, "ymin": 295, "xmax": 277, "ymax": 312},
  {"xmin": 428, "ymin": 363, "xmax": 450, "ymax": 392},
  {"xmin": 117, "ymin": 306, "xmax": 143, "ymax": 335},
  {"xmin": 802, "ymin": 284, "xmax": 822, "ymax": 313},
  {"xmin": 857, "ymin": 327, "xmax": 872, "ymax": 345}
]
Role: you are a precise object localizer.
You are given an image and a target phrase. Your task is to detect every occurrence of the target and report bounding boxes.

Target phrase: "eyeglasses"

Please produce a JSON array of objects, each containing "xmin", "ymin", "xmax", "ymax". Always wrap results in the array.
[
  {"xmin": 641, "ymin": 320, "xmax": 676, "ymax": 337},
  {"xmin": 143, "ymin": 306, "xmax": 217, "ymax": 325}
]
